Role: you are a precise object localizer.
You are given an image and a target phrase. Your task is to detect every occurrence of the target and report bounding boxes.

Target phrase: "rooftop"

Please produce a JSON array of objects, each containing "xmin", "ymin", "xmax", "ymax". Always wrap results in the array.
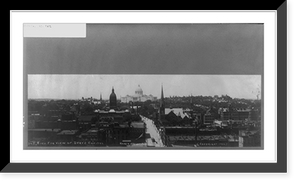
[
  {"xmin": 131, "ymin": 121, "xmax": 145, "ymax": 128},
  {"xmin": 28, "ymin": 128, "xmax": 61, "ymax": 132},
  {"xmin": 108, "ymin": 109, "xmax": 116, "ymax": 113},
  {"xmin": 95, "ymin": 109, "xmax": 126, "ymax": 114},
  {"xmin": 57, "ymin": 130, "xmax": 78, "ymax": 135},
  {"xmin": 165, "ymin": 108, "xmax": 190, "ymax": 119},
  {"xmin": 87, "ymin": 129, "xmax": 98, "ymax": 133}
]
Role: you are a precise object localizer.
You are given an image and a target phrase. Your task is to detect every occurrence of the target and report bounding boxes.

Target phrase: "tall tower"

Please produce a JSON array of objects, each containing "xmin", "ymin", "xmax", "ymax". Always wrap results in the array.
[
  {"xmin": 100, "ymin": 93, "xmax": 102, "ymax": 102},
  {"xmin": 190, "ymin": 94, "xmax": 194, "ymax": 118},
  {"xmin": 159, "ymin": 85, "xmax": 165, "ymax": 120},
  {"xmin": 109, "ymin": 87, "xmax": 117, "ymax": 109}
]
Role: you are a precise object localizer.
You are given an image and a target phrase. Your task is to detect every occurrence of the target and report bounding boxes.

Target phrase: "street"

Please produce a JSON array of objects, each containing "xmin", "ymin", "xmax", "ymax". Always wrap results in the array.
[{"xmin": 141, "ymin": 116, "xmax": 164, "ymax": 147}]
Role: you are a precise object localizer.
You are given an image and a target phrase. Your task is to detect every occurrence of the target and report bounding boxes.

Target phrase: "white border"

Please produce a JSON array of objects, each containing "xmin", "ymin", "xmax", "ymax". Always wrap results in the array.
[{"xmin": 10, "ymin": 11, "xmax": 276, "ymax": 163}]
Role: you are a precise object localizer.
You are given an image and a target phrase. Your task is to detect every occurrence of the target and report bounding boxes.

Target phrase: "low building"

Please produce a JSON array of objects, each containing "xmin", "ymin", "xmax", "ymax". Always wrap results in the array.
[
  {"xmin": 163, "ymin": 108, "xmax": 192, "ymax": 126},
  {"xmin": 61, "ymin": 113, "xmax": 76, "ymax": 121},
  {"xmin": 78, "ymin": 115, "xmax": 95, "ymax": 131},
  {"xmin": 28, "ymin": 128, "xmax": 61, "ymax": 141},
  {"xmin": 239, "ymin": 130, "xmax": 261, "ymax": 147},
  {"xmin": 204, "ymin": 112, "xmax": 215, "ymax": 125},
  {"xmin": 80, "ymin": 128, "xmax": 99, "ymax": 142},
  {"xmin": 34, "ymin": 121, "xmax": 59, "ymax": 129},
  {"xmin": 129, "ymin": 121, "xmax": 146, "ymax": 143},
  {"xmin": 219, "ymin": 108, "xmax": 256, "ymax": 122},
  {"xmin": 167, "ymin": 135, "xmax": 238, "ymax": 147},
  {"xmin": 59, "ymin": 120, "xmax": 78, "ymax": 130},
  {"xmin": 56, "ymin": 130, "xmax": 79, "ymax": 142}
]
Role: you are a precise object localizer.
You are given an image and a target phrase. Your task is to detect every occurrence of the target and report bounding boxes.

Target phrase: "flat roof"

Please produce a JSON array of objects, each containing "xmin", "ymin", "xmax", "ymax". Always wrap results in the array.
[
  {"xmin": 131, "ymin": 121, "xmax": 145, "ymax": 128},
  {"xmin": 87, "ymin": 129, "xmax": 98, "ymax": 133},
  {"xmin": 57, "ymin": 130, "xmax": 78, "ymax": 135},
  {"xmin": 28, "ymin": 128, "xmax": 61, "ymax": 132}
]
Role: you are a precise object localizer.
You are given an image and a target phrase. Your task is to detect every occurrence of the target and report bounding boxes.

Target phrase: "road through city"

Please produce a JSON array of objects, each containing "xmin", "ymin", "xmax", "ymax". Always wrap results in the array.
[{"xmin": 141, "ymin": 116, "xmax": 164, "ymax": 147}]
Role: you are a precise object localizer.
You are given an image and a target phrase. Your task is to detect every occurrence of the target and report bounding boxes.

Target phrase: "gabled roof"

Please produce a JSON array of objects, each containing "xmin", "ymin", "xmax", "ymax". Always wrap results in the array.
[{"xmin": 165, "ymin": 108, "xmax": 190, "ymax": 119}]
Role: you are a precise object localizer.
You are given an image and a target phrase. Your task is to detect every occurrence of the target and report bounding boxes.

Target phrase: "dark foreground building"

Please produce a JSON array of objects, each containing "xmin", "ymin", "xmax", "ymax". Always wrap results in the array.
[{"xmin": 27, "ymin": 87, "xmax": 146, "ymax": 147}]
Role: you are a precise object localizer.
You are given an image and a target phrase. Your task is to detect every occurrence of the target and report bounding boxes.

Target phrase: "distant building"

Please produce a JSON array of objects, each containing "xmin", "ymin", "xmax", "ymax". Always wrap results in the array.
[
  {"xmin": 120, "ymin": 85, "xmax": 157, "ymax": 103},
  {"xmin": 250, "ymin": 108, "xmax": 260, "ymax": 121},
  {"xmin": 219, "ymin": 107, "xmax": 256, "ymax": 121},
  {"xmin": 219, "ymin": 108, "xmax": 230, "ymax": 120}
]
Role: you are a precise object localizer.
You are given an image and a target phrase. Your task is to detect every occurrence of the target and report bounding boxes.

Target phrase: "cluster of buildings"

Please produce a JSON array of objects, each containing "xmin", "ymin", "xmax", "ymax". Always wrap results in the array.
[
  {"xmin": 154, "ymin": 86, "xmax": 261, "ymax": 148},
  {"xmin": 28, "ymin": 87, "xmax": 146, "ymax": 147},
  {"xmin": 28, "ymin": 84, "xmax": 262, "ymax": 148}
]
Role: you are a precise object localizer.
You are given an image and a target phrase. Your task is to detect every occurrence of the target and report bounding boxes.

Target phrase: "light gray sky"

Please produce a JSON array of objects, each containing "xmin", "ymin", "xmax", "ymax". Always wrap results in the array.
[{"xmin": 28, "ymin": 75, "xmax": 261, "ymax": 100}]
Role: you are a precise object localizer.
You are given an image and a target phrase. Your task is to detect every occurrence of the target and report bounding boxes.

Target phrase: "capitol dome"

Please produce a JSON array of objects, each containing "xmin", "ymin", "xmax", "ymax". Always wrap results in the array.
[{"xmin": 135, "ymin": 85, "xmax": 143, "ymax": 96}]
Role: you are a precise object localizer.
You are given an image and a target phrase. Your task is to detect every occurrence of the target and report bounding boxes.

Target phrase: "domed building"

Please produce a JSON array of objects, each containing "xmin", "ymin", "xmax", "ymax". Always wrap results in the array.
[
  {"xmin": 109, "ymin": 87, "xmax": 117, "ymax": 109},
  {"xmin": 120, "ymin": 85, "xmax": 157, "ymax": 103},
  {"xmin": 135, "ymin": 85, "xmax": 143, "ymax": 96}
]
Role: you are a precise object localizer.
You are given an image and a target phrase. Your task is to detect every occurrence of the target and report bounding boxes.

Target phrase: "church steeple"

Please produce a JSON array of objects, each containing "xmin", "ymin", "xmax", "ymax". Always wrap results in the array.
[{"xmin": 159, "ymin": 84, "xmax": 165, "ymax": 119}]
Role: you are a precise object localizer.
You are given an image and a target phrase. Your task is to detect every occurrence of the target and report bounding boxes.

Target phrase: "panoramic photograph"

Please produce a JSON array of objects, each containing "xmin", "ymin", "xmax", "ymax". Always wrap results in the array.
[
  {"xmin": 24, "ymin": 23, "xmax": 263, "ymax": 149},
  {"xmin": 27, "ymin": 75, "xmax": 262, "ymax": 148}
]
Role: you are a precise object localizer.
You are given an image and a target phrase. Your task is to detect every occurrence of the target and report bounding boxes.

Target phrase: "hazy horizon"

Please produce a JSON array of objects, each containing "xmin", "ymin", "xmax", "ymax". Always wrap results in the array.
[{"xmin": 28, "ymin": 75, "xmax": 261, "ymax": 100}]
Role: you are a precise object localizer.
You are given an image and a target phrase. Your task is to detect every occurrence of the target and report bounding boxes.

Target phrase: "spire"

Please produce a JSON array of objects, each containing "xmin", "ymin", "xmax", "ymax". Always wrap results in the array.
[
  {"xmin": 100, "ymin": 93, "xmax": 102, "ymax": 101},
  {"xmin": 190, "ymin": 93, "xmax": 193, "ymax": 109},
  {"xmin": 160, "ymin": 84, "xmax": 164, "ymax": 104},
  {"xmin": 112, "ymin": 86, "xmax": 114, "ymax": 92},
  {"xmin": 159, "ymin": 84, "xmax": 165, "ymax": 119},
  {"xmin": 160, "ymin": 85, "xmax": 164, "ymax": 108}
]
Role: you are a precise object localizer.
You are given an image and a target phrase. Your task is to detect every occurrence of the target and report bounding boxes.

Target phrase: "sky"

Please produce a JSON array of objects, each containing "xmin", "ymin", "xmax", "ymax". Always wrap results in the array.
[
  {"xmin": 28, "ymin": 75, "xmax": 261, "ymax": 100},
  {"xmin": 24, "ymin": 24, "xmax": 263, "ymax": 74}
]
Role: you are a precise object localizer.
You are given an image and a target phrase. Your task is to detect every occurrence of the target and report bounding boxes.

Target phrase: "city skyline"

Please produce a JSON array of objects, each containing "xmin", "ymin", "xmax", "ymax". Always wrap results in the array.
[{"xmin": 28, "ymin": 75, "xmax": 261, "ymax": 100}]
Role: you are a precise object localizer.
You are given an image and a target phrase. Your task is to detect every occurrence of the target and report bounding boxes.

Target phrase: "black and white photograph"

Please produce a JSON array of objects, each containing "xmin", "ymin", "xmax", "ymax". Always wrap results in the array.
[
  {"xmin": 24, "ymin": 23, "xmax": 263, "ymax": 149},
  {"xmin": 7, "ymin": 5, "xmax": 289, "ymax": 176}
]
